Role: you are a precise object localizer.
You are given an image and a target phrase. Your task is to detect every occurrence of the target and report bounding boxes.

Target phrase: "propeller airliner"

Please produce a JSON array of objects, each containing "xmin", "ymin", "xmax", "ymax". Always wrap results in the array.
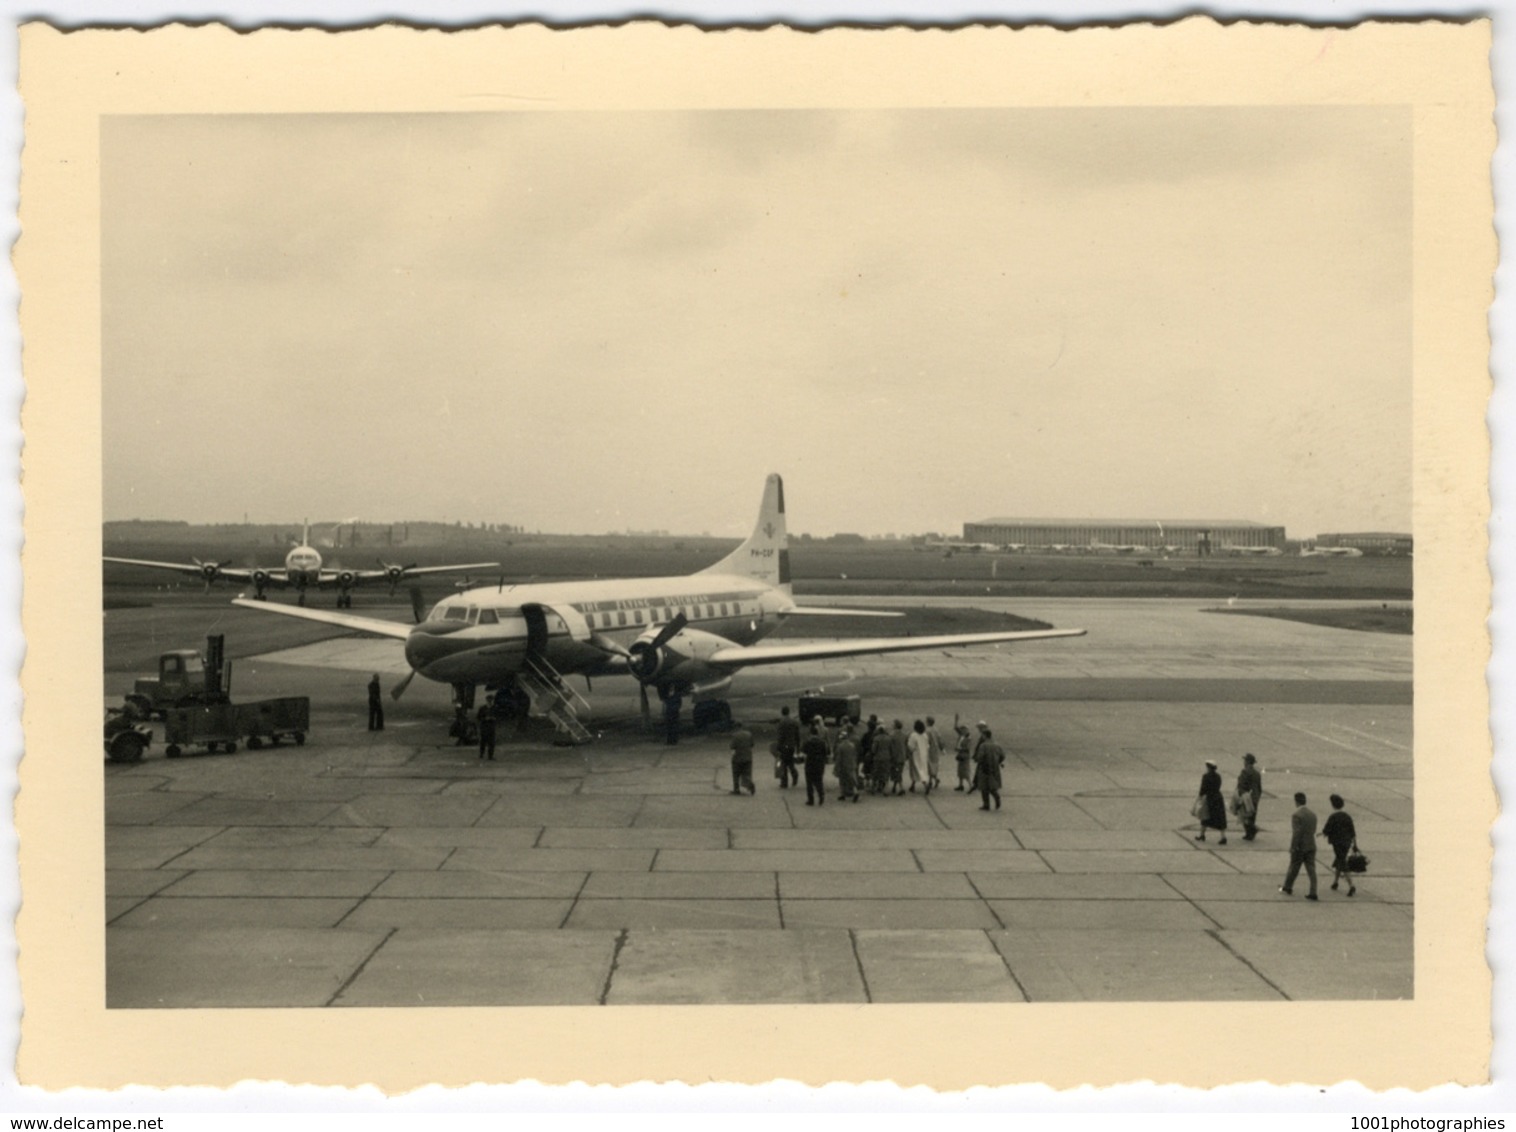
[
  {"xmin": 105, "ymin": 521, "xmax": 498, "ymax": 608},
  {"xmin": 229, "ymin": 476, "xmax": 1087, "ymax": 741}
]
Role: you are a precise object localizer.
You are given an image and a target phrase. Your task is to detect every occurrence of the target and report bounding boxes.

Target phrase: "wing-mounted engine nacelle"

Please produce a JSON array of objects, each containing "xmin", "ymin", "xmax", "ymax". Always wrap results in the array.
[
  {"xmin": 250, "ymin": 568, "xmax": 273, "ymax": 598},
  {"xmin": 626, "ymin": 627, "xmax": 730, "ymax": 686},
  {"xmin": 380, "ymin": 562, "xmax": 416, "ymax": 593},
  {"xmin": 336, "ymin": 570, "xmax": 357, "ymax": 589}
]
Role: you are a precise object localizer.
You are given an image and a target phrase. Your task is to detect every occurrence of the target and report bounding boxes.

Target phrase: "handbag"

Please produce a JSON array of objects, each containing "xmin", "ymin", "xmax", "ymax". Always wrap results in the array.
[
  {"xmin": 1346, "ymin": 843, "xmax": 1369, "ymax": 873},
  {"xmin": 1190, "ymin": 795, "xmax": 1206, "ymax": 819}
]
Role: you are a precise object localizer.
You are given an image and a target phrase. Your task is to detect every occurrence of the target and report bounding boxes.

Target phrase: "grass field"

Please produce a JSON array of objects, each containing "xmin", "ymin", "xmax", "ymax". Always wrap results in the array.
[{"xmin": 103, "ymin": 534, "xmax": 1412, "ymax": 603}]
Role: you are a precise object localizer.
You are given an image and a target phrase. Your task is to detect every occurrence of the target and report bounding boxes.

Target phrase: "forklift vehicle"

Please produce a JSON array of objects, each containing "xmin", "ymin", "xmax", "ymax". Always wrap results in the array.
[{"xmin": 120, "ymin": 635, "xmax": 310, "ymax": 758}]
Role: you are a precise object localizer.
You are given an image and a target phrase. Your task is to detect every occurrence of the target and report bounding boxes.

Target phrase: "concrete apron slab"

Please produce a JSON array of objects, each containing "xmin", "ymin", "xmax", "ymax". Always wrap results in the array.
[
  {"xmin": 606, "ymin": 929, "xmax": 867, "ymax": 1004},
  {"xmin": 853, "ymin": 929, "xmax": 1027, "ymax": 1002},
  {"xmin": 107, "ymin": 926, "xmax": 388, "ymax": 1008},
  {"xmin": 335, "ymin": 929, "xmax": 621, "ymax": 1007}
]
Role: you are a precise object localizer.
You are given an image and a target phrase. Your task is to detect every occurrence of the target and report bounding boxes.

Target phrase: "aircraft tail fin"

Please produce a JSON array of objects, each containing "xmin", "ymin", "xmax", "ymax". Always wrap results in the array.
[{"xmin": 699, "ymin": 474, "xmax": 790, "ymax": 593}]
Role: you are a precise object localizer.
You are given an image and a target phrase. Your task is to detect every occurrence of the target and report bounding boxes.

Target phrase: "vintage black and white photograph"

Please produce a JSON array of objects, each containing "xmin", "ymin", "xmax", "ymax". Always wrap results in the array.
[
  {"xmin": 97, "ymin": 99, "xmax": 1415, "ymax": 1007},
  {"xmin": 14, "ymin": 19, "xmax": 1494, "ymax": 1092}
]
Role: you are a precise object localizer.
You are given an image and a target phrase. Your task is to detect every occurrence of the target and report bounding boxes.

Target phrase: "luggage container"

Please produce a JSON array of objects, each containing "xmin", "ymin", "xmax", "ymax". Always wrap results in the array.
[
  {"xmin": 162, "ymin": 703, "xmax": 241, "ymax": 757},
  {"xmin": 236, "ymin": 697, "xmax": 310, "ymax": 749},
  {"xmin": 798, "ymin": 693, "xmax": 861, "ymax": 725}
]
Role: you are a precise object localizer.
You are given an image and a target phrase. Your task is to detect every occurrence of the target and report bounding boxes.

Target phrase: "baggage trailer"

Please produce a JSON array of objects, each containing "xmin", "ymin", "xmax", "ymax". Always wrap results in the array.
[
  {"xmin": 236, "ymin": 697, "xmax": 309, "ymax": 749},
  {"xmin": 163, "ymin": 703, "xmax": 241, "ymax": 757},
  {"xmin": 798, "ymin": 692, "xmax": 862, "ymax": 725}
]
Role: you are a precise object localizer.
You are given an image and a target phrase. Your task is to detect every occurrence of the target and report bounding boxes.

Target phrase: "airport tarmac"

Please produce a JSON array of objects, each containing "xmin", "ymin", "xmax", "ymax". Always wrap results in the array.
[{"xmin": 104, "ymin": 597, "xmax": 1412, "ymax": 1006}]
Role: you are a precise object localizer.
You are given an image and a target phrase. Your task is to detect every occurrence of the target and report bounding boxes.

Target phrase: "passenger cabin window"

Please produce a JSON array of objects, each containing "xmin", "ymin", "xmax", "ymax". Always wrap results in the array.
[
  {"xmin": 617, "ymin": 611, "xmax": 626, "ymax": 627},
  {"xmin": 478, "ymin": 608, "xmax": 498, "ymax": 626},
  {"xmin": 633, "ymin": 611, "xmax": 643, "ymax": 625}
]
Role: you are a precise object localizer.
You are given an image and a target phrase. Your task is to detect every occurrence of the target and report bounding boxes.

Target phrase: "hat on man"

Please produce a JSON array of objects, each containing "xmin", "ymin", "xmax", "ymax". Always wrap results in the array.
[{"xmin": 1243, "ymin": 753, "xmax": 1256, "ymax": 764}]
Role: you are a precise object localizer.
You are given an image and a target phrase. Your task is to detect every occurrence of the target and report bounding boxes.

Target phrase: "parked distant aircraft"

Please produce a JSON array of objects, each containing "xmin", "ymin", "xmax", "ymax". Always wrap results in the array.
[
  {"xmin": 1222, "ymin": 544, "xmax": 1284, "ymax": 557},
  {"xmin": 1301, "ymin": 546, "xmax": 1364, "ymax": 558},
  {"xmin": 105, "ymin": 521, "xmax": 499, "ymax": 608},
  {"xmin": 230, "ymin": 476, "xmax": 1086, "ymax": 741}
]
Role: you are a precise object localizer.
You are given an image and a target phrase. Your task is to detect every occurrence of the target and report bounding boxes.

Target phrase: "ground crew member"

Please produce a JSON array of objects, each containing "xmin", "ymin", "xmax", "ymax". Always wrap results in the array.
[
  {"xmin": 477, "ymin": 697, "xmax": 497, "ymax": 761},
  {"xmin": 802, "ymin": 722, "xmax": 830, "ymax": 806},
  {"xmin": 954, "ymin": 723, "xmax": 973, "ymax": 791},
  {"xmin": 367, "ymin": 673, "xmax": 384, "ymax": 731},
  {"xmin": 774, "ymin": 706, "xmax": 800, "ymax": 788},
  {"xmin": 729, "ymin": 725, "xmax": 756, "ymax": 795}
]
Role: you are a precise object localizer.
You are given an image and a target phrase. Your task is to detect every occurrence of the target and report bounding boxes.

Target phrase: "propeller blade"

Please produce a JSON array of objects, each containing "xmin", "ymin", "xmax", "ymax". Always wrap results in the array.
[
  {"xmin": 391, "ymin": 668, "xmax": 417, "ymax": 701},
  {"xmin": 408, "ymin": 585, "xmax": 426, "ymax": 624},
  {"xmin": 649, "ymin": 612, "xmax": 688, "ymax": 652},
  {"xmin": 639, "ymin": 681, "xmax": 650, "ymax": 723}
]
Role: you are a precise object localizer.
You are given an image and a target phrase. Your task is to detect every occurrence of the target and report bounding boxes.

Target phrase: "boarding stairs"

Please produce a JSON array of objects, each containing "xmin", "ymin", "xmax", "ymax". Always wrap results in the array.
[{"xmin": 518, "ymin": 654, "xmax": 595, "ymax": 745}]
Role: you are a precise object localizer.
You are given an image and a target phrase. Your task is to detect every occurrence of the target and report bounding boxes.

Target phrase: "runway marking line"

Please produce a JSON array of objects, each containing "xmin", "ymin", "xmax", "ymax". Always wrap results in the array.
[{"xmin": 1336, "ymin": 725, "xmax": 1412, "ymax": 752}]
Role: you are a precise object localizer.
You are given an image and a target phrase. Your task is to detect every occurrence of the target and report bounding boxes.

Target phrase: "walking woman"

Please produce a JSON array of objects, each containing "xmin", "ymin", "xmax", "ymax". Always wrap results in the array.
[
  {"xmin": 1321, "ymin": 793, "xmax": 1359, "ymax": 896},
  {"xmin": 1194, "ymin": 759, "xmax": 1228, "ymax": 844}
]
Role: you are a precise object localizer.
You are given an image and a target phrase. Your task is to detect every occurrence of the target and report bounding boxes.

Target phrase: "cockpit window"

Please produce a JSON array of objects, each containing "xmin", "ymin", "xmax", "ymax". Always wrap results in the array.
[{"xmin": 442, "ymin": 605, "xmax": 468, "ymax": 621}]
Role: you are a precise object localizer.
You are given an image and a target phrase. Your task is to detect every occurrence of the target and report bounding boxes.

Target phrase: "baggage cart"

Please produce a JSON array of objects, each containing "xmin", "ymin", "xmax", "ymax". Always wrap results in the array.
[
  {"xmin": 236, "ymin": 697, "xmax": 310, "ymax": 749},
  {"xmin": 798, "ymin": 693, "xmax": 861, "ymax": 725},
  {"xmin": 162, "ymin": 703, "xmax": 241, "ymax": 757}
]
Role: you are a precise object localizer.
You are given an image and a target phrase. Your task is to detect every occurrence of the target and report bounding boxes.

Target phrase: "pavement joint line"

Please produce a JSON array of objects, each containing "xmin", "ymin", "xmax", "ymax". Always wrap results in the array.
[
  {"xmin": 847, "ymin": 929, "xmax": 872, "ymax": 1003},
  {"xmin": 436, "ymin": 847, "xmax": 458, "ymax": 872},
  {"xmin": 559, "ymin": 872, "xmax": 591, "ymax": 929},
  {"xmin": 598, "ymin": 928, "xmax": 629, "ymax": 1006},
  {"xmin": 910, "ymin": 849, "xmax": 925, "ymax": 874},
  {"xmin": 532, "ymin": 826, "xmax": 546, "ymax": 848},
  {"xmin": 774, "ymin": 872, "xmax": 784, "ymax": 928},
  {"xmin": 1157, "ymin": 873, "xmax": 1224, "ymax": 930},
  {"xmin": 1006, "ymin": 826, "xmax": 1026, "ymax": 851},
  {"xmin": 966, "ymin": 874, "xmax": 1006, "ymax": 930},
  {"xmin": 326, "ymin": 927, "xmax": 396, "ymax": 1007},
  {"xmin": 1206, "ymin": 928, "xmax": 1290, "ymax": 1001},
  {"xmin": 987, "ymin": 928, "xmax": 1031, "ymax": 1002},
  {"xmin": 648, "ymin": 848, "xmax": 660, "ymax": 873},
  {"xmin": 105, "ymin": 895, "xmax": 151, "ymax": 926}
]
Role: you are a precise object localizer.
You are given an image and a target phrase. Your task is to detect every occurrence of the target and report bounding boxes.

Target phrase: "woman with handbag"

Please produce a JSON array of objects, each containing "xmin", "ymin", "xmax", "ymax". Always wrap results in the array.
[
  {"xmin": 1321, "ymin": 793, "xmax": 1359, "ymax": 896},
  {"xmin": 1193, "ymin": 760, "xmax": 1227, "ymax": 844}
]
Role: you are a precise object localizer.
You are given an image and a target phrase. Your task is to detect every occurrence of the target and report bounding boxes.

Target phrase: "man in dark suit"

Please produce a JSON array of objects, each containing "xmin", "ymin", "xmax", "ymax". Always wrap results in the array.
[
  {"xmin": 1279, "ymin": 792, "xmax": 1319, "ymax": 900},
  {"xmin": 367, "ymin": 674, "xmax": 384, "ymax": 731}
]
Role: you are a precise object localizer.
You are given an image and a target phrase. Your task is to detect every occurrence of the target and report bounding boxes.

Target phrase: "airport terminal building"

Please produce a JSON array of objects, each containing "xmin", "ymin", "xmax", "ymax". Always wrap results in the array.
[{"xmin": 963, "ymin": 517, "xmax": 1286, "ymax": 553}]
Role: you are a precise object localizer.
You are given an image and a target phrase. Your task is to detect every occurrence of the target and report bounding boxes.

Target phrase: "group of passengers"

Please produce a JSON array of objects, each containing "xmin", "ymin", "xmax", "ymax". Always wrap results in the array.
[{"xmin": 740, "ymin": 707, "xmax": 1008, "ymax": 810}]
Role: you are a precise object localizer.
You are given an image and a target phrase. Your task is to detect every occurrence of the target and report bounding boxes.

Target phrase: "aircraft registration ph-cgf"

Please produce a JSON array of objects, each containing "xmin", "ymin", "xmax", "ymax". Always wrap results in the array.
[
  {"xmin": 105, "ymin": 521, "xmax": 499, "ymax": 608},
  {"xmin": 230, "ymin": 476, "xmax": 1087, "ymax": 739}
]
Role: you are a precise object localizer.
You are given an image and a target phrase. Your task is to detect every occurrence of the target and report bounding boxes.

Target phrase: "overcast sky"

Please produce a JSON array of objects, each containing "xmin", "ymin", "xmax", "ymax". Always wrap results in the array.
[{"xmin": 101, "ymin": 107, "xmax": 1410, "ymax": 538}]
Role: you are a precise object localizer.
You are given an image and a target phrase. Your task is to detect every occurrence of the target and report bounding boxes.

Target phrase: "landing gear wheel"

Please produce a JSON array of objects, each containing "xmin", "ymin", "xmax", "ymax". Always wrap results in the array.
[
  {"xmin": 247, "ymin": 736, "xmax": 263, "ymax": 750},
  {"xmin": 269, "ymin": 734, "xmax": 282, "ymax": 747},
  {"xmin": 293, "ymin": 731, "xmax": 306, "ymax": 746},
  {"xmin": 692, "ymin": 700, "xmax": 733, "ymax": 731},
  {"xmin": 223, "ymin": 740, "xmax": 237, "ymax": 754},
  {"xmin": 165, "ymin": 745, "xmax": 182, "ymax": 759}
]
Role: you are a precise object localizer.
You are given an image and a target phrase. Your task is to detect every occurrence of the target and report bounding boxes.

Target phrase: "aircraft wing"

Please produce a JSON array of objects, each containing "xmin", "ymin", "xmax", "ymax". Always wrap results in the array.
[
  {"xmin": 230, "ymin": 598, "xmax": 414, "ymax": 640},
  {"xmin": 104, "ymin": 556, "xmax": 267, "ymax": 583},
  {"xmin": 387, "ymin": 562, "xmax": 499, "ymax": 578},
  {"xmin": 705, "ymin": 627, "xmax": 1086, "ymax": 668}
]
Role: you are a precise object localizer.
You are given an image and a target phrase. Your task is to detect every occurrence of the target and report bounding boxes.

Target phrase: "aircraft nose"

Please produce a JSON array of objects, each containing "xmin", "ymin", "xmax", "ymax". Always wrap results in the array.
[{"xmin": 404, "ymin": 621, "xmax": 468, "ymax": 671}]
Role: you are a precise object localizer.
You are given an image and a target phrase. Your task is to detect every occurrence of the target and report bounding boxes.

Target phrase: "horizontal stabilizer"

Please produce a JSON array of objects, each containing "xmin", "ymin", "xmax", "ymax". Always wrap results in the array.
[{"xmin": 230, "ymin": 598, "xmax": 413, "ymax": 640}]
